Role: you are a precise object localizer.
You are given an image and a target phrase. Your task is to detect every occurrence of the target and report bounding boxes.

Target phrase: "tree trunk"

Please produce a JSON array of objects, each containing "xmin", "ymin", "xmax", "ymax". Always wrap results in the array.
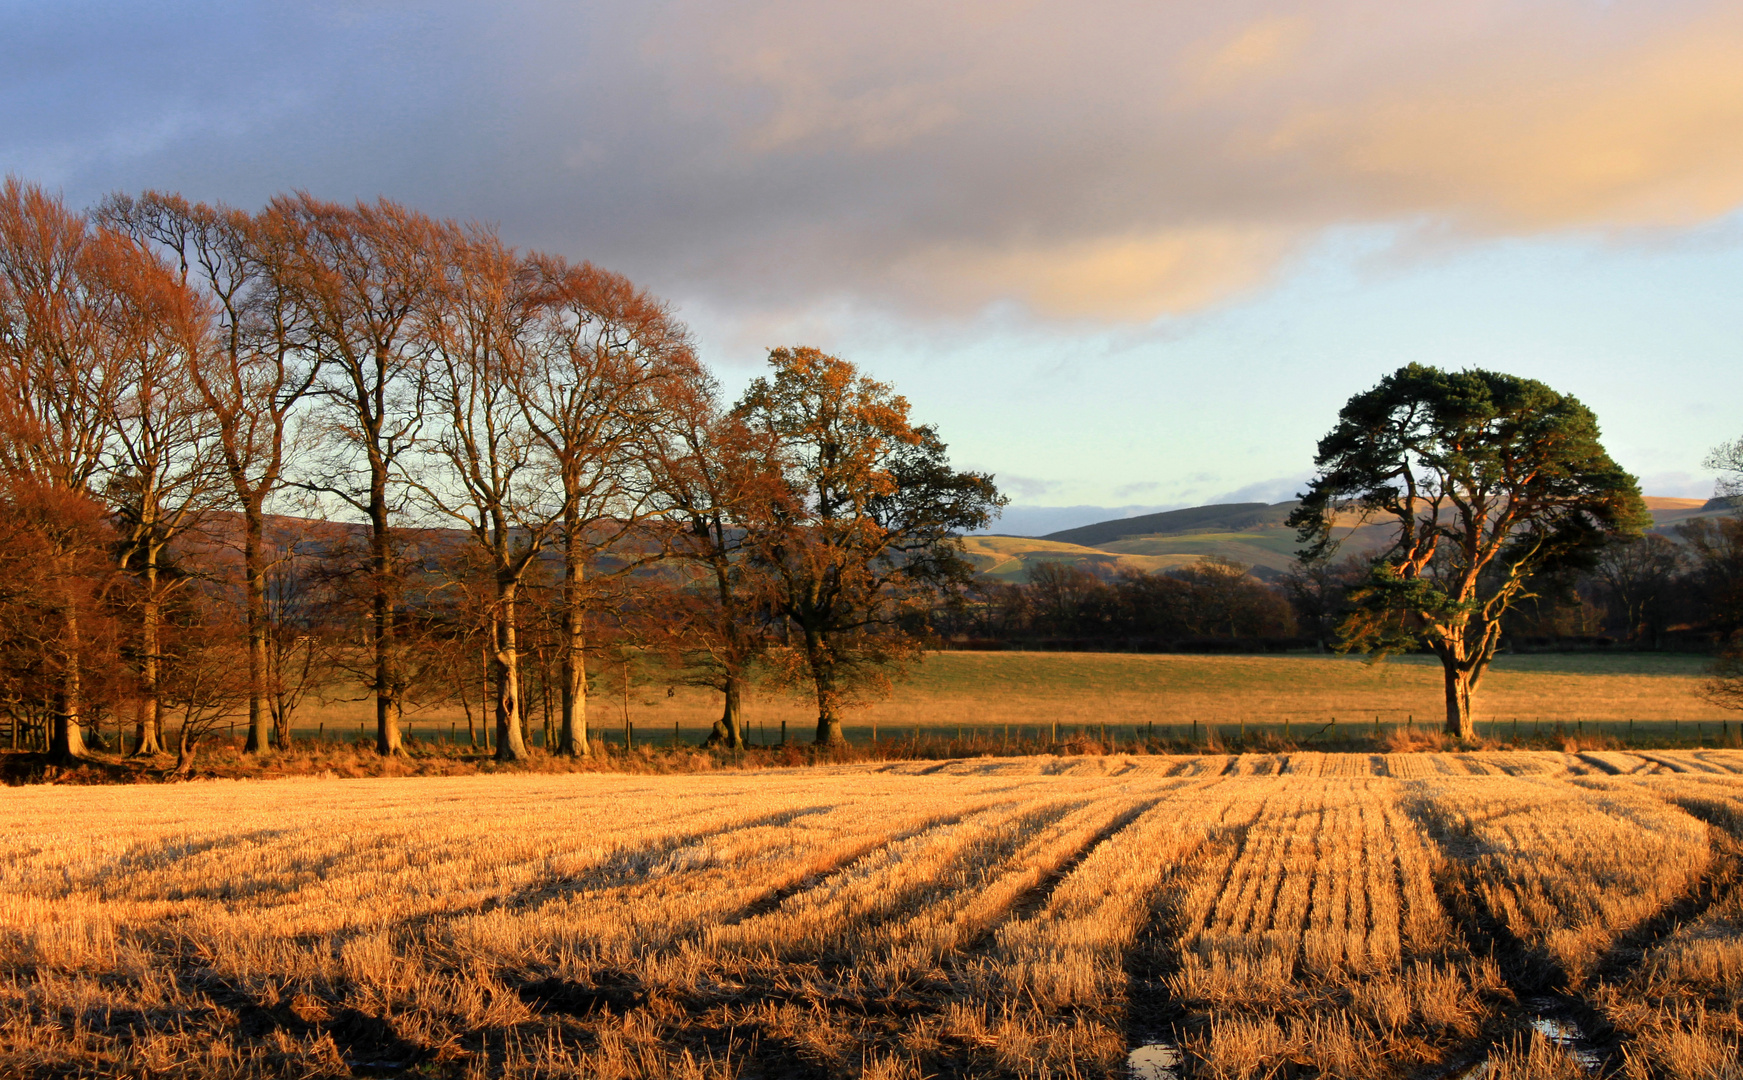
[
  {"xmin": 50, "ymin": 586, "xmax": 87, "ymax": 763},
  {"xmin": 243, "ymin": 506, "xmax": 272, "ymax": 752},
  {"xmin": 130, "ymin": 559, "xmax": 165, "ymax": 756},
  {"xmin": 173, "ymin": 723, "xmax": 198, "ymax": 777},
  {"xmin": 706, "ymin": 676, "xmax": 746, "ymax": 749},
  {"xmin": 1442, "ymin": 661, "xmax": 1475, "ymax": 740},
  {"xmin": 493, "ymin": 587, "xmax": 528, "ymax": 762},
  {"xmin": 806, "ymin": 630, "xmax": 845, "ymax": 746},
  {"xmin": 370, "ymin": 490, "xmax": 402, "ymax": 756},
  {"xmin": 557, "ymin": 528, "xmax": 590, "ymax": 756}
]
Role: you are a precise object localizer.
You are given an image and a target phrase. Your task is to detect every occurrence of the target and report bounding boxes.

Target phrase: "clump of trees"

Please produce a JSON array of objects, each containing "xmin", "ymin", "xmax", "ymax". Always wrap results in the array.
[
  {"xmin": 0, "ymin": 179, "xmax": 1000, "ymax": 765},
  {"xmin": 940, "ymin": 556, "xmax": 1299, "ymax": 649}
]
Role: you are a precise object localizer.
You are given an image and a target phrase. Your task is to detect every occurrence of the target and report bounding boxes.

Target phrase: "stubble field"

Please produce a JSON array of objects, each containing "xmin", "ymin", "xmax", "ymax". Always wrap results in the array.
[{"xmin": 4, "ymin": 751, "xmax": 1743, "ymax": 1079}]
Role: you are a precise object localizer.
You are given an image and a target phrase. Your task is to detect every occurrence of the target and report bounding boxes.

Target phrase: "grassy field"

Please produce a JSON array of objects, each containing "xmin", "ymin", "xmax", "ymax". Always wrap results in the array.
[
  {"xmin": 4, "ymin": 753, "xmax": 1741, "ymax": 1077},
  {"xmin": 261, "ymin": 650, "xmax": 1741, "ymax": 753}
]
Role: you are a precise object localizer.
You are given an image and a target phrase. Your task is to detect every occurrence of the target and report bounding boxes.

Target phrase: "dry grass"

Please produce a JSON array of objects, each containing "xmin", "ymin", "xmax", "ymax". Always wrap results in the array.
[{"xmin": 3, "ymin": 753, "xmax": 1743, "ymax": 1077}]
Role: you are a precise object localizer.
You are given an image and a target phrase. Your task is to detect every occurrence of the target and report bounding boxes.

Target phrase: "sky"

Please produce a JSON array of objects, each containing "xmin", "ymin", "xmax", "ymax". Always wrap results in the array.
[{"xmin": 5, "ymin": 1, "xmax": 1742, "ymax": 535}]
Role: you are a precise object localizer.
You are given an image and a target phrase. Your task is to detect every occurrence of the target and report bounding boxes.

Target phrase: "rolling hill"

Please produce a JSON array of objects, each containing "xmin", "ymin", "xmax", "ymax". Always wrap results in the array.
[{"xmin": 965, "ymin": 495, "xmax": 1732, "ymax": 582}]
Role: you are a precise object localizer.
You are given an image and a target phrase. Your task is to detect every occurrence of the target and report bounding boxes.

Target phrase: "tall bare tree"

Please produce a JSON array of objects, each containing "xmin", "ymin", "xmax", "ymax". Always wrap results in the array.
[
  {"xmin": 274, "ymin": 194, "xmax": 441, "ymax": 756},
  {"xmin": 99, "ymin": 193, "xmax": 319, "ymax": 754},
  {"xmin": 92, "ymin": 225, "xmax": 226, "ymax": 756},
  {"xmin": 516, "ymin": 258, "xmax": 698, "ymax": 756},
  {"xmin": 413, "ymin": 226, "xmax": 556, "ymax": 761},
  {"xmin": 644, "ymin": 372, "xmax": 778, "ymax": 749}
]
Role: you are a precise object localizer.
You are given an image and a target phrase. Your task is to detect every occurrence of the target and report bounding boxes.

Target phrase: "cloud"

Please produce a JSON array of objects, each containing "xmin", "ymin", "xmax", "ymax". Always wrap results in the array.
[
  {"xmin": 1184, "ymin": 15, "xmax": 1312, "ymax": 96},
  {"xmin": 8, "ymin": 1, "xmax": 1743, "ymax": 325},
  {"xmin": 906, "ymin": 226, "xmax": 1301, "ymax": 320},
  {"xmin": 1637, "ymin": 471, "xmax": 1724, "ymax": 500},
  {"xmin": 1208, "ymin": 474, "xmax": 1315, "ymax": 505},
  {"xmin": 998, "ymin": 474, "xmax": 1061, "ymax": 500},
  {"xmin": 1273, "ymin": 4, "xmax": 1743, "ymax": 232}
]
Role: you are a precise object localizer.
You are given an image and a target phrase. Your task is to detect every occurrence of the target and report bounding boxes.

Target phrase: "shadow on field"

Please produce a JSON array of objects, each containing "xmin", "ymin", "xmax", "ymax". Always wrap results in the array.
[{"xmin": 1402, "ymin": 793, "xmax": 1627, "ymax": 1075}]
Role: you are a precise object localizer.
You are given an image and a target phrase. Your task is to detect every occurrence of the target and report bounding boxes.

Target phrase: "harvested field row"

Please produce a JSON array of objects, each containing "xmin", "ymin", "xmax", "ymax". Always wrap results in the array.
[
  {"xmin": 3, "ymin": 753, "xmax": 1742, "ymax": 1078},
  {"xmin": 863, "ymin": 749, "xmax": 1743, "ymax": 778}
]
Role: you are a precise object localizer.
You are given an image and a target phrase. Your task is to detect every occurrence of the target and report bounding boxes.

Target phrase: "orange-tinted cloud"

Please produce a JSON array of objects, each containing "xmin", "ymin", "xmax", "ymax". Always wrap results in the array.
[
  {"xmin": 16, "ymin": 1, "xmax": 1743, "ymax": 323},
  {"xmin": 643, "ymin": 0, "xmax": 1743, "ymax": 318}
]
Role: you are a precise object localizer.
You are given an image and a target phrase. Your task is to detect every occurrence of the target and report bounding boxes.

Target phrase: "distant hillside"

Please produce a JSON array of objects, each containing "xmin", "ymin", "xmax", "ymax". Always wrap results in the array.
[
  {"xmin": 957, "ymin": 535, "xmax": 1199, "ymax": 582},
  {"xmin": 968, "ymin": 495, "xmax": 1730, "ymax": 583},
  {"xmin": 1042, "ymin": 501, "xmax": 1295, "ymax": 547}
]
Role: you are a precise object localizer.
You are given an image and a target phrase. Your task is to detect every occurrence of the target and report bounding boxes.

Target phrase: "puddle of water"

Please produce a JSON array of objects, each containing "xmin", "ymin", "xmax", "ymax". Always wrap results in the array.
[
  {"xmin": 1127, "ymin": 1042, "xmax": 1182, "ymax": 1080},
  {"xmin": 1530, "ymin": 1016, "xmax": 1606, "ymax": 1070}
]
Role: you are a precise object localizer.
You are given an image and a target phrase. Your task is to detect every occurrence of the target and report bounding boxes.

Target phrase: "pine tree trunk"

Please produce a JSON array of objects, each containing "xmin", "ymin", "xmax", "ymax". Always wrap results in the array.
[{"xmin": 1442, "ymin": 662, "xmax": 1475, "ymax": 740}]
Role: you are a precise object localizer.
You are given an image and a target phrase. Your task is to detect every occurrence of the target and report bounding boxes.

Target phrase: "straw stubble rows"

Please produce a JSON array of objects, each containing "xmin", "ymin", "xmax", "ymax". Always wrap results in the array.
[{"xmin": 3, "ymin": 750, "xmax": 1742, "ymax": 1078}]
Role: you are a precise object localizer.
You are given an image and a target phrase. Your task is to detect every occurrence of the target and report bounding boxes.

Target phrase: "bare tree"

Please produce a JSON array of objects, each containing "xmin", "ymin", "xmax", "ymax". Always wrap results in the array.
[
  {"xmin": 735, "ymin": 347, "xmax": 1005, "ymax": 745},
  {"xmin": 99, "ymin": 193, "xmax": 320, "ymax": 754},
  {"xmin": 411, "ymin": 227, "xmax": 560, "ymax": 760},
  {"xmin": 274, "ymin": 195, "xmax": 441, "ymax": 756},
  {"xmin": 644, "ymin": 373, "xmax": 778, "ymax": 749},
  {"xmin": 160, "ymin": 626, "xmax": 250, "ymax": 777},
  {"xmin": 516, "ymin": 258, "xmax": 699, "ymax": 756},
  {"xmin": 93, "ymin": 228, "xmax": 227, "ymax": 756},
  {"xmin": 1591, "ymin": 533, "xmax": 1683, "ymax": 647},
  {"xmin": 0, "ymin": 484, "xmax": 122, "ymax": 756},
  {"xmin": 1706, "ymin": 437, "xmax": 1743, "ymax": 505},
  {"xmin": 258, "ymin": 515, "xmax": 345, "ymax": 745}
]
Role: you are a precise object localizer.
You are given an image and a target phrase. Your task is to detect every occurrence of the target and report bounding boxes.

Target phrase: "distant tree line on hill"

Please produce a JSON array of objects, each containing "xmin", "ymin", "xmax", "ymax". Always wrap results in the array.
[
  {"xmin": 940, "ymin": 515, "xmax": 1743, "ymax": 658},
  {"xmin": 938, "ymin": 556, "xmax": 1300, "ymax": 650},
  {"xmin": 0, "ymin": 179, "xmax": 1001, "ymax": 767}
]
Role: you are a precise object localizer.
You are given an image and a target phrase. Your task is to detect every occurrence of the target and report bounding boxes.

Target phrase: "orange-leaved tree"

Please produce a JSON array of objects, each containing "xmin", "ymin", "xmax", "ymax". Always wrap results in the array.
[
  {"xmin": 0, "ymin": 179, "xmax": 142, "ymax": 761},
  {"xmin": 734, "ymin": 347, "xmax": 1004, "ymax": 745}
]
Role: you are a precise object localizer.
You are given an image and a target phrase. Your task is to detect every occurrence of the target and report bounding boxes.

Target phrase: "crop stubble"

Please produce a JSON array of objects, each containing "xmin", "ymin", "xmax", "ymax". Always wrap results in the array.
[{"xmin": 3, "ymin": 750, "xmax": 1743, "ymax": 1078}]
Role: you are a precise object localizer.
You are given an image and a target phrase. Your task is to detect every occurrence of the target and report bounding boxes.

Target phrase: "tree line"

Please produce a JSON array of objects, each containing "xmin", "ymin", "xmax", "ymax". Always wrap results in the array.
[
  {"xmin": 947, "ymin": 512, "xmax": 1743, "ymax": 659},
  {"xmin": 0, "ymin": 179, "xmax": 1002, "ymax": 768},
  {"xmin": 4, "ymin": 176, "xmax": 1733, "ymax": 757}
]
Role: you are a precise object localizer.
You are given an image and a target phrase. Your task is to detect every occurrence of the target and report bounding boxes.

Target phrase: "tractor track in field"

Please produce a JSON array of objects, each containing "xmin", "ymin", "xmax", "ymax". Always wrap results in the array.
[{"xmin": 1420, "ymin": 797, "xmax": 1743, "ymax": 1078}]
